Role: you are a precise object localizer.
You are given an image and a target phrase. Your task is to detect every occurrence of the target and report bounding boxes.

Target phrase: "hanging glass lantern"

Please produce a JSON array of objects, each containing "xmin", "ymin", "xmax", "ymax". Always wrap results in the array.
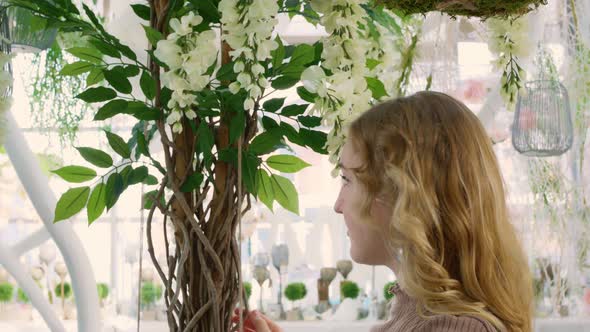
[
  {"xmin": 512, "ymin": 80, "xmax": 573, "ymax": 156},
  {"xmin": 0, "ymin": 3, "xmax": 57, "ymax": 53}
]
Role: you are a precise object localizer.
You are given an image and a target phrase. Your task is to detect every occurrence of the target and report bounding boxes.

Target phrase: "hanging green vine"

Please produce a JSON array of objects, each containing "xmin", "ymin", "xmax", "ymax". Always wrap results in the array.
[
  {"xmin": 23, "ymin": 37, "xmax": 92, "ymax": 144},
  {"xmin": 375, "ymin": 0, "xmax": 547, "ymax": 19}
]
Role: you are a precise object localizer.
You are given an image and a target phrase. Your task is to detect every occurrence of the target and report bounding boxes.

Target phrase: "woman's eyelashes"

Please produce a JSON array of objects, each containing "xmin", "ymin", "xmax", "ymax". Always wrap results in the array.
[{"xmin": 340, "ymin": 174, "xmax": 350, "ymax": 185}]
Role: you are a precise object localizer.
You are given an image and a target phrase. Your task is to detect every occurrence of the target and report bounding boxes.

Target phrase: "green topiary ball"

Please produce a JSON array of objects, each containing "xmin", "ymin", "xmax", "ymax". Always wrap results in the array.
[
  {"xmin": 97, "ymin": 283, "xmax": 109, "ymax": 301},
  {"xmin": 284, "ymin": 282, "xmax": 307, "ymax": 302},
  {"xmin": 140, "ymin": 282, "xmax": 163, "ymax": 306},
  {"xmin": 17, "ymin": 288, "xmax": 30, "ymax": 304},
  {"xmin": 0, "ymin": 283, "xmax": 14, "ymax": 303},
  {"xmin": 340, "ymin": 280, "xmax": 360, "ymax": 300},
  {"xmin": 243, "ymin": 281, "xmax": 252, "ymax": 300},
  {"xmin": 383, "ymin": 281, "xmax": 397, "ymax": 301},
  {"xmin": 375, "ymin": 0, "xmax": 547, "ymax": 19},
  {"xmin": 54, "ymin": 282, "xmax": 72, "ymax": 299}
]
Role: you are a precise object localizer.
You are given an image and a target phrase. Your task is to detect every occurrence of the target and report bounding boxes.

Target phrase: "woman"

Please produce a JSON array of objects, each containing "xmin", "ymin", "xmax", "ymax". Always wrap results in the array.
[{"xmin": 235, "ymin": 91, "xmax": 533, "ymax": 332}]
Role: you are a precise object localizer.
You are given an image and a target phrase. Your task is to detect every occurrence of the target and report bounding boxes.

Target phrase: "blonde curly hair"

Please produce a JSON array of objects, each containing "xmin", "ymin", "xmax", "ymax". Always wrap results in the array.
[{"xmin": 348, "ymin": 91, "xmax": 533, "ymax": 332}]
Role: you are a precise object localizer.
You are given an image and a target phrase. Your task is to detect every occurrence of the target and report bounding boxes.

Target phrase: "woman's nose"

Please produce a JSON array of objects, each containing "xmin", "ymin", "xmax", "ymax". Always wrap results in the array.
[{"xmin": 333, "ymin": 193, "xmax": 343, "ymax": 214}]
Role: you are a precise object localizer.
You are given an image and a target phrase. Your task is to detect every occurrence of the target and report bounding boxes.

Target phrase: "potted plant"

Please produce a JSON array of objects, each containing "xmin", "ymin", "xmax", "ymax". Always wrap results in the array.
[
  {"xmin": 140, "ymin": 281, "xmax": 163, "ymax": 320},
  {"xmin": 340, "ymin": 280, "xmax": 360, "ymax": 300},
  {"xmin": 5, "ymin": 0, "xmax": 404, "ymax": 330},
  {"xmin": 284, "ymin": 282, "xmax": 307, "ymax": 321},
  {"xmin": 0, "ymin": 282, "xmax": 14, "ymax": 319},
  {"xmin": 54, "ymin": 282, "xmax": 74, "ymax": 319},
  {"xmin": 244, "ymin": 281, "xmax": 252, "ymax": 303},
  {"xmin": 14, "ymin": 288, "xmax": 33, "ymax": 321},
  {"xmin": 381, "ymin": 281, "xmax": 398, "ymax": 319}
]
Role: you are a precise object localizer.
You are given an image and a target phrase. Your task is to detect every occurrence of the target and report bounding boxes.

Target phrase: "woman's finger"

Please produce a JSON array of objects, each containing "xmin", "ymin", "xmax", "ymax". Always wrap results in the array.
[{"xmin": 249, "ymin": 311, "xmax": 272, "ymax": 332}]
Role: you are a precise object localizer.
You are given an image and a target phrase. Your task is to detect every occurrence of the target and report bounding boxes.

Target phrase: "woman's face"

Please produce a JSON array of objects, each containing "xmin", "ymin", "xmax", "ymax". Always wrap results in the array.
[{"xmin": 333, "ymin": 140, "xmax": 394, "ymax": 266}]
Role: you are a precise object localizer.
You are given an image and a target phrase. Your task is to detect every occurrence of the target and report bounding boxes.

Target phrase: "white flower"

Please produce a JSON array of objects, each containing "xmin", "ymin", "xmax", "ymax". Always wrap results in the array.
[
  {"xmin": 310, "ymin": 0, "xmax": 332, "ymax": 13},
  {"xmin": 234, "ymin": 61, "xmax": 245, "ymax": 72},
  {"xmin": 258, "ymin": 77, "xmax": 269, "ymax": 88},
  {"xmin": 251, "ymin": 63, "xmax": 265, "ymax": 76},
  {"xmin": 237, "ymin": 72, "xmax": 252, "ymax": 87},
  {"xmin": 166, "ymin": 110, "xmax": 182, "ymax": 125},
  {"xmin": 155, "ymin": 39, "xmax": 183, "ymax": 69},
  {"xmin": 244, "ymin": 98, "xmax": 255, "ymax": 110},
  {"xmin": 248, "ymin": 85, "xmax": 262, "ymax": 99},
  {"xmin": 173, "ymin": 122, "xmax": 183, "ymax": 133},
  {"xmin": 229, "ymin": 82, "xmax": 241, "ymax": 94},
  {"xmin": 170, "ymin": 12, "xmax": 203, "ymax": 37},
  {"xmin": 256, "ymin": 39, "xmax": 278, "ymax": 60},
  {"xmin": 185, "ymin": 109, "xmax": 197, "ymax": 120},
  {"xmin": 161, "ymin": 71, "xmax": 189, "ymax": 91},
  {"xmin": 301, "ymin": 66, "xmax": 326, "ymax": 93},
  {"xmin": 170, "ymin": 90, "xmax": 197, "ymax": 108}
]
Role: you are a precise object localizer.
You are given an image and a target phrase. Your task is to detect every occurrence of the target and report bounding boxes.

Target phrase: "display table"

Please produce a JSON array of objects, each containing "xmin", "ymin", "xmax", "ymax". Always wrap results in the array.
[{"xmin": 1, "ymin": 316, "xmax": 589, "ymax": 331}]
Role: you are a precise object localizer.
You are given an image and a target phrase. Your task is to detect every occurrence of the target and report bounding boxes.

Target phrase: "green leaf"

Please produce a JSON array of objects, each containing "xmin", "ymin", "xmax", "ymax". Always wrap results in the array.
[
  {"xmin": 271, "ymin": 76, "xmax": 299, "ymax": 90},
  {"xmin": 131, "ymin": 4, "xmax": 150, "ymax": 20},
  {"xmin": 280, "ymin": 104, "xmax": 308, "ymax": 116},
  {"xmin": 144, "ymin": 175, "xmax": 158, "ymax": 185},
  {"xmin": 217, "ymin": 62, "xmax": 237, "ymax": 81},
  {"xmin": 300, "ymin": 128, "xmax": 327, "ymax": 154},
  {"xmin": 267, "ymin": 155, "xmax": 310, "ymax": 173},
  {"xmin": 60, "ymin": 61, "xmax": 94, "ymax": 76},
  {"xmin": 142, "ymin": 25, "xmax": 163, "ymax": 46},
  {"xmin": 256, "ymin": 169, "xmax": 274, "ymax": 210},
  {"xmin": 105, "ymin": 131, "xmax": 130, "ymax": 159},
  {"xmin": 104, "ymin": 69, "xmax": 132, "ymax": 94},
  {"xmin": 76, "ymin": 87, "xmax": 117, "ymax": 103},
  {"xmin": 76, "ymin": 147, "xmax": 113, "ymax": 168},
  {"xmin": 197, "ymin": 122, "xmax": 215, "ymax": 167},
  {"xmin": 94, "ymin": 100, "xmax": 129, "ymax": 121},
  {"xmin": 87, "ymin": 183, "xmax": 106, "ymax": 224},
  {"xmin": 262, "ymin": 116, "xmax": 279, "ymax": 130},
  {"xmin": 66, "ymin": 47, "xmax": 103, "ymax": 64},
  {"xmin": 296, "ymin": 86, "xmax": 318, "ymax": 103},
  {"xmin": 119, "ymin": 165, "xmax": 133, "ymax": 186},
  {"xmin": 263, "ymin": 98, "xmax": 285, "ymax": 113},
  {"xmin": 271, "ymin": 174, "xmax": 298, "ymax": 214},
  {"xmin": 54, "ymin": 187, "xmax": 91, "ymax": 223},
  {"xmin": 136, "ymin": 131, "xmax": 151, "ymax": 158},
  {"xmin": 123, "ymin": 65, "xmax": 140, "ymax": 77},
  {"xmin": 140, "ymin": 71, "xmax": 156, "ymax": 100},
  {"xmin": 188, "ymin": 0, "xmax": 221, "ymax": 23},
  {"xmin": 128, "ymin": 166, "xmax": 148, "ymax": 185},
  {"xmin": 229, "ymin": 110, "xmax": 246, "ymax": 144},
  {"xmin": 242, "ymin": 153, "xmax": 260, "ymax": 195},
  {"xmin": 298, "ymin": 115, "xmax": 322, "ymax": 128},
  {"xmin": 287, "ymin": 44, "xmax": 315, "ymax": 67},
  {"xmin": 105, "ymin": 173, "xmax": 124, "ymax": 210},
  {"xmin": 51, "ymin": 166, "xmax": 97, "ymax": 183},
  {"xmin": 89, "ymin": 39, "xmax": 121, "ymax": 58},
  {"xmin": 86, "ymin": 67, "xmax": 104, "ymax": 86},
  {"xmin": 366, "ymin": 77, "xmax": 388, "ymax": 100},
  {"xmin": 129, "ymin": 102, "xmax": 162, "ymax": 120},
  {"xmin": 143, "ymin": 190, "xmax": 165, "ymax": 210},
  {"xmin": 366, "ymin": 58, "xmax": 381, "ymax": 70},
  {"xmin": 180, "ymin": 173, "xmax": 204, "ymax": 192},
  {"xmin": 250, "ymin": 130, "xmax": 283, "ymax": 156},
  {"xmin": 271, "ymin": 37, "xmax": 285, "ymax": 71}
]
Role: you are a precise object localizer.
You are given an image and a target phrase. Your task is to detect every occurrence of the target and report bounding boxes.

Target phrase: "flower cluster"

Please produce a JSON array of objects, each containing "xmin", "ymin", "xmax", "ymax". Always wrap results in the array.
[
  {"xmin": 304, "ymin": 1, "xmax": 399, "ymax": 172},
  {"xmin": 487, "ymin": 17, "xmax": 532, "ymax": 109},
  {"xmin": 155, "ymin": 12, "xmax": 218, "ymax": 133},
  {"xmin": 0, "ymin": 51, "xmax": 13, "ymax": 145},
  {"xmin": 219, "ymin": 0, "xmax": 279, "ymax": 110}
]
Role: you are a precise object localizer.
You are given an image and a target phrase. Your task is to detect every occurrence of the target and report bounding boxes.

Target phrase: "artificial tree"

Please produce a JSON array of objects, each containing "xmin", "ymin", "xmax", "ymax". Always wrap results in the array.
[{"xmin": 4, "ymin": 0, "xmax": 405, "ymax": 330}]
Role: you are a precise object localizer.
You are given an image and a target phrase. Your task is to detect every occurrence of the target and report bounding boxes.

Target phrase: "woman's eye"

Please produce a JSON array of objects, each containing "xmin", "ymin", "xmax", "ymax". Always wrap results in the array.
[{"xmin": 340, "ymin": 174, "xmax": 350, "ymax": 184}]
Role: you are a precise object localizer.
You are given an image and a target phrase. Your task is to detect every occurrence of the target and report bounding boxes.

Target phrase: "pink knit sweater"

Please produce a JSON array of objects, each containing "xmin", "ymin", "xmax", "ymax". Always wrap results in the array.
[{"xmin": 371, "ymin": 283, "xmax": 501, "ymax": 332}]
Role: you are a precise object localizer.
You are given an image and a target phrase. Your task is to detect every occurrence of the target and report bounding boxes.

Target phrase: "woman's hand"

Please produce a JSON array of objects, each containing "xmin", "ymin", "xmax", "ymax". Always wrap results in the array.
[{"xmin": 231, "ymin": 309, "xmax": 283, "ymax": 332}]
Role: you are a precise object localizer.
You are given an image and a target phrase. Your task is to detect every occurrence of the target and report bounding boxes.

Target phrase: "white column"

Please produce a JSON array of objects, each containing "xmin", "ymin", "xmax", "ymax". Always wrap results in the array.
[{"xmin": 3, "ymin": 110, "xmax": 101, "ymax": 332}]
